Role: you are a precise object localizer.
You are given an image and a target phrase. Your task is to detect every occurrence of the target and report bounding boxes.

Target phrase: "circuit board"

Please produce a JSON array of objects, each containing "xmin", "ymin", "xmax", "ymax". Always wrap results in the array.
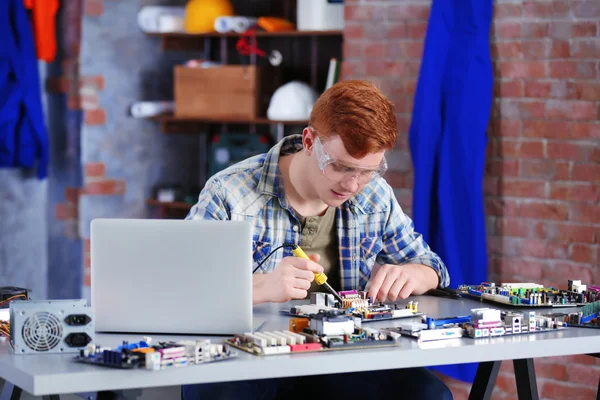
[
  {"xmin": 73, "ymin": 338, "xmax": 238, "ymax": 370},
  {"xmin": 280, "ymin": 290, "xmax": 423, "ymax": 323},
  {"xmin": 560, "ymin": 301, "xmax": 600, "ymax": 330},
  {"xmin": 457, "ymin": 280, "xmax": 599, "ymax": 307},
  {"xmin": 380, "ymin": 308, "xmax": 569, "ymax": 342},
  {"xmin": 225, "ymin": 328, "xmax": 398, "ymax": 356}
]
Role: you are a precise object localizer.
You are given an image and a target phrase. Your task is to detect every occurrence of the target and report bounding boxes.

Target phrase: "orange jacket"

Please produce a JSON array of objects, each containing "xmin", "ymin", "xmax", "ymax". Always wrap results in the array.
[{"xmin": 23, "ymin": 0, "xmax": 59, "ymax": 62}]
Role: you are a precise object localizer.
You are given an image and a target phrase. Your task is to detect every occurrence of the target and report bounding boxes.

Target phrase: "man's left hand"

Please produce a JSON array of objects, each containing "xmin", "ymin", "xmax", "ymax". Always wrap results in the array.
[{"xmin": 368, "ymin": 264, "xmax": 439, "ymax": 302}]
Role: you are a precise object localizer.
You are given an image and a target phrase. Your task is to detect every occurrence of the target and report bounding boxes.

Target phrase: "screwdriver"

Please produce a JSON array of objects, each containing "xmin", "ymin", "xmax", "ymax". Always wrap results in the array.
[{"xmin": 291, "ymin": 245, "xmax": 344, "ymax": 305}]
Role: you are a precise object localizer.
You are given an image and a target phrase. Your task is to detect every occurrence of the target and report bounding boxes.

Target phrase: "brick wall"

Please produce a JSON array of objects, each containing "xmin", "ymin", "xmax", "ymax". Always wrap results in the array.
[{"xmin": 343, "ymin": 1, "xmax": 599, "ymax": 399}]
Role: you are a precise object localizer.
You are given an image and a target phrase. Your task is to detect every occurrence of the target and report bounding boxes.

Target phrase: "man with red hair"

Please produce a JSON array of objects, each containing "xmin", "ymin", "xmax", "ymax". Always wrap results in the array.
[{"xmin": 184, "ymin": 80, "xmax": 453, "ymax": 400}]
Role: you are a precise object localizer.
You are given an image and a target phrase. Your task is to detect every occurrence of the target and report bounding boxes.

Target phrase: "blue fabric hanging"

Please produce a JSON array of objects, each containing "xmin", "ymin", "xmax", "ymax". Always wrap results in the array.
[
  {"xmin": 0, "ymin": 0, "xmax": 49, "ymax": 179},
  {"xmin": 409, "ymin": 0, "xmax": 493, "ymax": 383}
]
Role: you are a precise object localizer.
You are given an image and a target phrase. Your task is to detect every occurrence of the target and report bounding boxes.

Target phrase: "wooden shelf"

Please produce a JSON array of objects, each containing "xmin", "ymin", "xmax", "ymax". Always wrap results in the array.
[
  {"xmin": 147, "ymin": 30, "xmax": 343, "ymax": 51},
  {"xmin": 152, "ymin": 113, "xmax": 308, "ymax": 134}
]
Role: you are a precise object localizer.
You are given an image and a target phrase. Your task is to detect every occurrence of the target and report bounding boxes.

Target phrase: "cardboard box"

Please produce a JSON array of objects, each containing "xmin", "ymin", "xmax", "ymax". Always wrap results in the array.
[{"xmin": 174, "ymin": 65, "xmax": 276, "ymax": 119}]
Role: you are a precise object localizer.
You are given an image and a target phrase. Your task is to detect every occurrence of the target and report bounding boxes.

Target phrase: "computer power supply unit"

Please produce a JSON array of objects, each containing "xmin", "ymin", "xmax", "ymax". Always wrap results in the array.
[{"xmin": 10, "ymin": 299, "xmax": 94, "ymax": 354}]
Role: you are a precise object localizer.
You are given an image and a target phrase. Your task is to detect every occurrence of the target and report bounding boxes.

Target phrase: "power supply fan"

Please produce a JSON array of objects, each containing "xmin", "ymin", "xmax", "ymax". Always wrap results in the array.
[
  {"xmin": 21, "ymin": 311, "xmax": 63, "ymax": 352},
  {"xmin": 10, "ymin": 299, "xmax": 94, "ymax": 354}
]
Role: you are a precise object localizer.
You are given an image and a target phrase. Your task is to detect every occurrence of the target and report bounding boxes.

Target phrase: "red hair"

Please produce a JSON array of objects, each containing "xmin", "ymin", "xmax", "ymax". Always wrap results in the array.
[{"xmin": 309, "ymin": 80, "xmax": 397, "ymax": 158}]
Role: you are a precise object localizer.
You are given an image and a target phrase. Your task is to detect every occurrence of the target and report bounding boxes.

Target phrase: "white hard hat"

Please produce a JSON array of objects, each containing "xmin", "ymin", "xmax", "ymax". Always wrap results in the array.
[{"xmin": 267, "ymin": 81, "xmax": 318, "ymax": 121}]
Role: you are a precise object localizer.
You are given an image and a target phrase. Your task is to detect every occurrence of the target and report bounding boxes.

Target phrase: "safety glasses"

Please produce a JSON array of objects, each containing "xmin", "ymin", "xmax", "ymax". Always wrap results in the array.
[{"xmin": 310, "ymin": 129, "xmax": 387, "ymax": 184}]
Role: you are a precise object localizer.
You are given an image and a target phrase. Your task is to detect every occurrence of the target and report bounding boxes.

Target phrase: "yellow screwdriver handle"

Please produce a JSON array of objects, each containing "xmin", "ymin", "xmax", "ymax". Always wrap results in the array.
[{"xmin": 292, "ymin": 246, "xmax": 327, "ymax": 285}]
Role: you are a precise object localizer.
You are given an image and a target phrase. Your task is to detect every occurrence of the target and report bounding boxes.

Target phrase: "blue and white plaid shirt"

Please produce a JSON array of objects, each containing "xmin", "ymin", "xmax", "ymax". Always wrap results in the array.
[{"xmin": 186, "ymin": 135, "xmax": 450, "ymax": 291}]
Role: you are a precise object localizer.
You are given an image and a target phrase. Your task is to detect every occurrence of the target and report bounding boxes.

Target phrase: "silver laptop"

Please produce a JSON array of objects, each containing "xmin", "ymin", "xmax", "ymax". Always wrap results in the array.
[{"xmin": 90, "ymin": 218, "xmax": 253, "ymax": 335}]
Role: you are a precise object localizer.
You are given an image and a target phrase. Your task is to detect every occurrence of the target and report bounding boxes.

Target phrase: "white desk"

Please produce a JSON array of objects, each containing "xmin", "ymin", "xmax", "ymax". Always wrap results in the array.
[{"xmin": 1, "ymin": 296, "xmax": 599, "ymax": 400}]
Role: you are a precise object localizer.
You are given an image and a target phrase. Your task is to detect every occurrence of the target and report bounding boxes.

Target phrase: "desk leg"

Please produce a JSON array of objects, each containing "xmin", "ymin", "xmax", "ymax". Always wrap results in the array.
[
  {"xmin": 42, "ymin": 396, "xmax": 60, "ymax": 400},
  {"xmin": 0, "ymin": 383, "xmax": 22, "ymax": 400},
  {"xmin": 468, "ymin": 361, "xmax": 501, "ymax": 400},
  {"xmin": 513, "ymin": 358, "xmax": 539, "ymax": 400}
]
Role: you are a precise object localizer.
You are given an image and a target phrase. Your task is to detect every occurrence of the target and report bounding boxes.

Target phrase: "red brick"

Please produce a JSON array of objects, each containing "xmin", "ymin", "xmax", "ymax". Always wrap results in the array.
[
  {"xmin": 64, "ymin": 187, "xmax": 80, "ymax": 203},
  {"xmin": 388, "ymin": 4, "xmax": 430, "ymax": 20},
  {"xmin": 500, "ymin": 179, "xmax": 547, "ymax": 198},
  {"xmin": 495, "ymin": 3, "xmax": 522, "ymax": 18},
  {"xmin": 495, "ymin": 257, "xmax": 544, "ymax": 279},
  {"xmin": 84, "ymin": 108, "xmax": 106, "ymax": 125},
  {"xmin": 522, "ymin": 239, "xmax": 568, "ymax": 260},
  {"xmin": 519, "ymin": 201, "xmax": 568, "ymax": 220},
  {"xmin": 549, "ymin": 21, "xmax": 597, "ymax": 39},
  {"xmin": 520, "ymin": 140, "xmax": 546, "ymax": 158},
  {"xmin": 385, "ymin": 24, "xmax": 409, "ymax": 40},
  {"xmin": 519, "ymin": 160, "xmax": 570, "ymax": 180},
  {"xmin": 563, "ymin": 354, "xmax": 599, "ymax": 365},
  {"xmin": 543, "ymin": 262, "xmax": 594, "ymax": 286},
  {"xmin": 484, "ymin": 177, "xmax": 499, "ymax": 196},
  {"xmin": 572, "ymin": 39, "xmax": 600, "ymax": 58},
  {"xmin": 386, "ymin": 42, "xmax": 424, "ymax": 59},
  {"xmin": 84, "ymin": 179, "xmax": 126, "ymax": 195},
  {"xmin": 547, "ymin": 141, "xmax": 596, "ymax": 161},
  {"xmin": 549, "ymin": 40, "xmax": 571, "ymax": 58},
  {"xmin": 340, "ymin": 62, "xmax": 363, "ymax": 80},
  {"xmin": 522, "ymin": 121, "xmax": 571, "ymax": 139},
  {"xmin": 84, "ymin": 0, "xmax": 103, "ymax": 17},
  {"xmin": 550, "ymin": 182, "xmax": 599, "ymax": 202},
  {"xmin": 534, "ymin": 359, "xmax": 568, "ymax": 381},
  {"xmin": 567, "ymin": 363, "xmax": 600, "ymax": 387},
  {"xmin": 570, "ymin": 82, "xmax": 600, "ymax": 102},
  {"xmin": 521, "ymin": 41, "xmax": 550, "ymax": 59},
  {"xmin": 494, "ymin": 21, "xmax": 522, "ymax": 38},
  {"xmin": 344, "ymin": 24, "xmax": 364, "ymax": 40},
  {"xmin": 574, "ymin": 123, "xmax": 600, "ymax": 140},
  {"xmin": 522, "ymin": 22, "xmax": 548, "ymax": 38},
  {"xmin": 492, "ymin": 42, "xmax": 521, "ymax": 59},
  {"xmin": 486, "ymin": 159, "xmax": 519, "ymax": 177},
  {"xmin": 574, "ymin": 0, "xmax": 600, "ymax": 18},
  {"xmin": 84, "ymin": 162, "xmax": 105, "ymax": 178},
  {"xmin": 549, "ymin": 61, "xmax": 580, "ymax": 79},
  {"xmin": 344, "ymin": 5, "xmax": 374, "ymax": 21},
  {"xmin": 494, "ymin": 372, "xmax": 517, "ymax": 394},
  {"xmin": 496, "ymin": 218, "xmax": 546, "ymax": 238},
  {"xmin": 524, "ymin": 81, "xmax": 551, "ymax": 98},
  {"xmin": 524, "ymin": 1, "xmax": 570, "ymax": 18},
  {"xmin": 491, "ymin": 119, "xmax": 522, "ymax": 137},
  {"xmin": 485, "ymin": 198, "xmax": 520, "ymax": 217},
  {"xmin": 571, "ymin": 244, "xmax": 597, "ymax": 264},
  {"xmin": 572, "ymin": 101, "xmax": 598, "ymax": 121},
  {"xmin": 494, "ymin": 80, "xmax": 523, "ymax": 98},
  {"xmin": 55, "ymin": 203, "xmax": 78, "ymax": 220},
  {"xmin": 569, "ymin": 203, "xmax": 600, "ymax": 223},
  {"xmin": 546, "ymin": 223, "xmax": 598, "ymax": 244},
  {"xmin": 84, "ymin": 239, "xmax": 91, "ymax": 253},
  {"xmin": 547, "ymin": 101, "xmax": 597, "ymax": 121},
  {"xmin": 406, "ymin": 21, "xmax": 427, "ymax": 39},
  {"xmin": 498, "ymin": 61, "xmax": 546, "ymax": 78},
  {"xmin": 343, "ymin": 42, "xmax": 362, "ymax": 59},
  {"xmin": 364, "ymin": 42, "xmax": 386, "ymax": 59},
  {"xmin": 572, "ymin": 164, "xmax": 600, "ymax": 182}
]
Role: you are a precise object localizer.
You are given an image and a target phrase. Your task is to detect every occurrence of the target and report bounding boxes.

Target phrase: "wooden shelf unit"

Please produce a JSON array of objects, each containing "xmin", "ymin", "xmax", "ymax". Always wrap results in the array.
[
  {"xmin": 147, "ymin": 30, "xmax": 343, "ymax": 51},
  {"xmin": 153, "ymin": 113, "xmax": 308, "ymax": 134}
]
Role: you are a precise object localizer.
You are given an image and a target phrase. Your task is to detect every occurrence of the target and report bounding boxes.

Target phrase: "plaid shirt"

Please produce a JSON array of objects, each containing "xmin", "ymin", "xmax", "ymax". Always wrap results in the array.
[{"xmin": 186, "ymin": 135, "xmax": 450, "ymax": 291}]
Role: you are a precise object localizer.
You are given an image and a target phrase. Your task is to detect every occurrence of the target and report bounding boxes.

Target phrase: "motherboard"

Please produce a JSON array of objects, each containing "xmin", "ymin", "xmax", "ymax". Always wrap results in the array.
[
  {"xmin": 74, "ymin": 337, "xmax": 238, "ymax": 370},
  {"xmin": 457, "ymin": 280, "xmax": 599, "ymax": 307},
  {"xmin": 281, "ymin": 290, "xmax": 423, "ymax": 322}
]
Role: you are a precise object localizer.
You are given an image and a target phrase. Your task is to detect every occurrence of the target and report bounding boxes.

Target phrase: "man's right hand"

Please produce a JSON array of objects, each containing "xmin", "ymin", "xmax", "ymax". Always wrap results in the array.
[{"xmin": 253, "ymin": 254, "xmax": 323, "ymax": 304}]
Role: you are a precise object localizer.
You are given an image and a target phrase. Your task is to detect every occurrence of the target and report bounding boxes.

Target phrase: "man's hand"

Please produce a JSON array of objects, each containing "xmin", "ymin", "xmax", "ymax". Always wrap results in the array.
[
  {"xmin": 253, "ymin": 254, "xmax": 323, "ymax": 304},
  {"xmin": 368, "ymin": 264, "xmax": 439, "ymax": 302}
]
